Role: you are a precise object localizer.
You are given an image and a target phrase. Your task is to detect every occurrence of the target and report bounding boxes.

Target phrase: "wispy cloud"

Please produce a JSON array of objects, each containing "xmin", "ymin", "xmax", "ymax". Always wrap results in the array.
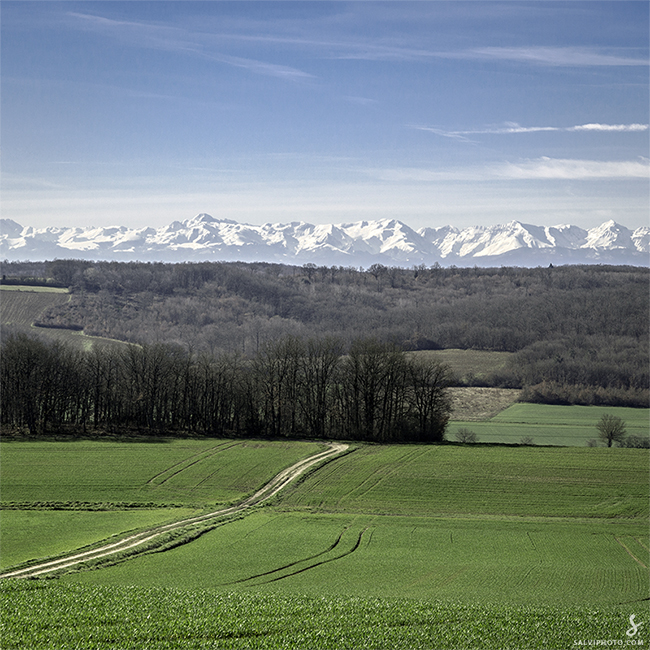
[
  {"xmin": 317, "ymin": 43, "xmax": 649, "ymax": 68},
  {"xmin": 67, "ymin": 12, "xmax": 648, "ymax": 73},
  {"xmin": 68, "ymin": 12, "xmax": 314, "ymax": 82},
  {"xmin": 416, "ymin": 123, "xmax": 649, "ymax": 140},
  {"xmin": 497, "ymin": 157, "xmax": 650, "ymax": 180},
  {"xmin": 365, "ymin": 158, "xmax": 650, "ymax": 182},
  {"xmin": 569, "ymin": 123, "xmax": 649, "ymax": 132},
  {"xmin": 465, "ymin": 46, "xmax": 649, "ymax": 67}
]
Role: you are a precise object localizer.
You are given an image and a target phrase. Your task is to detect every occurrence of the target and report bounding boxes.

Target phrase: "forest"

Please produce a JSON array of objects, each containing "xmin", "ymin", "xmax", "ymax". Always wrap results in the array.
[
  {"xmin": 1, "ymin": 334, "xmax": 452, "ymax": 442},
  {"xmin": 1, "ymin": 259, "xmax": 648, "ymax": 418}
]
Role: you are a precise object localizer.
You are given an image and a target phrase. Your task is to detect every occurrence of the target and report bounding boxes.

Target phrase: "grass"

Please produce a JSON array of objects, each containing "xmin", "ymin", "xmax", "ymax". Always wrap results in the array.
[
  {"xmin": 450, "ymin": 403, "xmax": 650, "ymax": 446},
  {"xmin": 0, "ymin": 509, "xmax": 197, "ymax": 570},
  {"xmin": 0, "ymin": 439, "xmax": 326, "ymax": 507},
  {"xmin": 412, "ymin": 349, "xmax": 513, "ymax": 383},
  {"xmin": 2, "ymin": 581, "xmax": 646, "ymax": 650},
  {"xmin": 64, "ymin": 510, "xmax": 649, "ymax": 606},
  {"xmin": 46, "ymin": 444, "xmax": 649, "ymax": 608},
  {"xmin": 0, "ymin": 286, "xmax": 70, "ymax": 325},
  {"xmin": 278, "ymin": 445, "xmax": 649, "ymax": 520},
  {"xmin": 2, "ymin": 437, "xmax": 648, "ymax": 648}
]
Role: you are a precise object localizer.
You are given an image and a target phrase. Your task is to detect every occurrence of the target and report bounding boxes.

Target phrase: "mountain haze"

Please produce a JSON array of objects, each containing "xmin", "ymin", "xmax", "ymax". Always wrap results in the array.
[{"xmin": 1, "ymin": 215, "xmax": 648, "ymax": 267}]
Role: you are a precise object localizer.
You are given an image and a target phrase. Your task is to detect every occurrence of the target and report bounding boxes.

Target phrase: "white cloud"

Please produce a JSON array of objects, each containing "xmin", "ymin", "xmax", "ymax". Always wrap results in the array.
[
  {"xmin": 68, "ymin": 12, "xmax": 315, "ymax": 82},
  {"xmin": 569, "ymin": 123, "xmax": 649, "ymax": 132},
  {"xmin": 416, "ymin": 123, "xmax": 649, "ymax": 139},
  {"xmin": 365, "ymin": 158, "xmax": 650, "ymax": 182},
  {"xmin": 495, "ymin": 157, "xmax": 650, "ymax": 180},
  {"xmin": 467, "ymin": 46, "xmax": 649, "ymax": 67}
]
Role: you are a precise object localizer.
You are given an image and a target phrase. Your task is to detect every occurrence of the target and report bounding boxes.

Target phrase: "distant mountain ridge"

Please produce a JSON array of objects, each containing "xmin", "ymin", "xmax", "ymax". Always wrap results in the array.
[{"xmin": 1, "ymin": 215, "xmax": 648, "ymax": 267}]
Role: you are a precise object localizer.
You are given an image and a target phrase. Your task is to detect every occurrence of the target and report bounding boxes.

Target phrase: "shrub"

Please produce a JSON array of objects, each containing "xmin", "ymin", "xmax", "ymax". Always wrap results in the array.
[{"xmin": 621, "ymin": 435, "xmax": 650, "ymax": 449}]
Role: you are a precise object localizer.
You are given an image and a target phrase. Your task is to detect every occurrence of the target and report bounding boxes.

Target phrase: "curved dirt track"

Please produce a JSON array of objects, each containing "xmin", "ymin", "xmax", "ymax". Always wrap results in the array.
[{"xmin": 1, "ymin": 442, "xmax": 348, "ymax": 580}]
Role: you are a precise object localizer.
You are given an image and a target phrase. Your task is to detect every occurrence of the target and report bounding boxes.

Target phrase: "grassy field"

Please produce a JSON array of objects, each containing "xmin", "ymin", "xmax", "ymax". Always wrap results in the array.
[
  {"xmin": 413, "ymin": 349, "xmax": 513, "ymax": 384},
  {"xmin": 0, "ymin": 285, "xmax": 126, "ymax": 351},
  {"xmin": 1, "ymin": 581, "xmax": 643, "ymax": 650},
  {"xmin": 449, "ymin": 403, "xmax": 650, "ymax": 446},
  {"xmin": 0, "ymin": 439, "xmax": 326, "ymax": 507},
  {"xmin": 0, "ymin": 508, "xmax": 198, "ymax": 570},
  {"xmin": 1, "ymin": 437, "xmax": 648, "ymax": 648},
  {"xmin": 0, "ymin": 284, "xmax": 70, "ymax": 325}
]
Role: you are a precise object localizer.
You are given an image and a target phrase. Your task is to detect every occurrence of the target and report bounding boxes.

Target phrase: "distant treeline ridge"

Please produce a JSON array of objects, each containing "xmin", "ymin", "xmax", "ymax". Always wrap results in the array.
[{"xmin": 1, "ymin": 260, "xmax": 647, "ymax": 408}]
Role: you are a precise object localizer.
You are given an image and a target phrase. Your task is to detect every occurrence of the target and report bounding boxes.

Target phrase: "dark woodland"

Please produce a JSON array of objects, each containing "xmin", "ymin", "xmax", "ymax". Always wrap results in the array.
[{"xmin": 1, "ymin": 260, "xmax": 648, "ymax": 438}]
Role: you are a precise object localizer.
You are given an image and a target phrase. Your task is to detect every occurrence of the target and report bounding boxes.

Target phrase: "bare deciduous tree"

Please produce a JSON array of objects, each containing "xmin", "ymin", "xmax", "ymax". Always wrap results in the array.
[{"xmin": 596, "ymin": 414, "xmax": 627, "ymax": 447}]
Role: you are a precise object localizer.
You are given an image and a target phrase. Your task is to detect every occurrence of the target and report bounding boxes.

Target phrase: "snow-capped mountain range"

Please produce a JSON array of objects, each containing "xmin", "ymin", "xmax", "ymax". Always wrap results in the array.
[{"xmin": 1, "ymin": 215, "xmax": 648, "ymax": 267}]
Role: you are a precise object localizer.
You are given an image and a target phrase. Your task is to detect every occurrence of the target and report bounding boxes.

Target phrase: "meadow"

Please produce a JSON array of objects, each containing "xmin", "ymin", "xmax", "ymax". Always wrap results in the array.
[
  {"xmin": 415, "ymin": 349, "xmax": 513, "ymax": 384},
  {"xmin": 0, "ymin": 439, "xmax": 326, "ymax": 508},
  {"xmin": 449, "ymin": 403, "xmax": 650, "ymax": 446},
  {"xmin": 1, "ymin": 436, "xmax": 648, "ymax": 648},
  {"xmin": 0, "ymin": 285, "xmax": 70, "ymax": 325},
  {"xmin": 0, "ymin": 285, "xmax": 125, "ymax": 351}
]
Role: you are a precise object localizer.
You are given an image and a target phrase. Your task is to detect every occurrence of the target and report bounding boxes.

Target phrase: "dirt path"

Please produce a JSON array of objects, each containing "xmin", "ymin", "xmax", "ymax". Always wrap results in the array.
[{"xmin": 0, "ymin": 443, "xmax": 349, "ymax": 580}]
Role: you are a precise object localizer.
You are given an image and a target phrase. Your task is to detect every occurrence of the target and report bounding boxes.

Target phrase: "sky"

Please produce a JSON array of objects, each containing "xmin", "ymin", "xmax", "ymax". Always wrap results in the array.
[{"xmin": 2, "ymin": 1, "xmax": 649, "ymax": 232}]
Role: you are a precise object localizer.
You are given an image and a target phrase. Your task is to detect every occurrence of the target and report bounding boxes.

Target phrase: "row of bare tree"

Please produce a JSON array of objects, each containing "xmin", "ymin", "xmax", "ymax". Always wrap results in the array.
[{"xmin": 1, "ymin": 334, "xmax": 453, "ymax": 442}]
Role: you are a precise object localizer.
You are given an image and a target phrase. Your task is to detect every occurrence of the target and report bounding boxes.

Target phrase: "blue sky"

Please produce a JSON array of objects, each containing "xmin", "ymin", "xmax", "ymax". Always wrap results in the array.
[{"xmin": 2, "ymin": 1, "xmax": 648, "ymax": 231}]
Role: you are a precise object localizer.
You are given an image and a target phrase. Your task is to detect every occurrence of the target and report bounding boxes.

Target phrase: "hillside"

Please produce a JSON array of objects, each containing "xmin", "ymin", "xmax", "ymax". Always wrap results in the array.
[{"xmin": 1, "ymin": 260, "xmax": 648, "ymax": 410}]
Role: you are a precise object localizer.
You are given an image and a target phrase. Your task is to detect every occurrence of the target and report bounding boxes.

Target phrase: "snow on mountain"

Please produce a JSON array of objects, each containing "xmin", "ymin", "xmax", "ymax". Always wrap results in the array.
[
  {"xmin": 582, "ymin": 220, "xmax": 638, "ymax": 250},
  {"xmin": 632, "ymin": 227, "xmax": 650, "ymax": 253},
  {"xmin": 1, "ymin": 216, "xmax": 648, "ymax": 267}
]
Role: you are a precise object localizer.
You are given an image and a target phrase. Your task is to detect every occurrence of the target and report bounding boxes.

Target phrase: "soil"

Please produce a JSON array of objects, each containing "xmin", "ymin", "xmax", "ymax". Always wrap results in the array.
[{"xmin": 449, "ymin": 387, "xmax": 522, "ymax": 421}]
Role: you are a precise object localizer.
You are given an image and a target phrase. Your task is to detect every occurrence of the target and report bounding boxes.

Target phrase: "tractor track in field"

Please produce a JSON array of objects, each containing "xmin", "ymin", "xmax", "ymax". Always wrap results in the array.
[
  {"xmin": 230, "ymin": 526, "xmax": 372, "ymax": 586},
  {"xmin": 0, "ymin": 443, "xmax": 349, "ymax": 580},
  {"xmin": 145, "ymin": 441, "xmax": 240, "ymax": 486}
]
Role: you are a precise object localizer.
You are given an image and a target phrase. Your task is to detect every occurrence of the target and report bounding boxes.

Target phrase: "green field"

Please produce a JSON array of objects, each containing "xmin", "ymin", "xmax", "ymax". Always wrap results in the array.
[
  {"xmin": 450, "ymin": 403, "xmax": 650, "ymax": 446},
  {"xmin": 0, "ymin": 439, "xmax": 326, "ymax": 507},
  {"xmin": 1, "ymin": 437, "xmax": 648, "ymax": 648},
  {"xmin": 0, "ymin": 509, "xmax": 197, "ymax": 570},
  {"xmin": 3, "ymin": 581, "xmax": 642, "ymax": 650}
]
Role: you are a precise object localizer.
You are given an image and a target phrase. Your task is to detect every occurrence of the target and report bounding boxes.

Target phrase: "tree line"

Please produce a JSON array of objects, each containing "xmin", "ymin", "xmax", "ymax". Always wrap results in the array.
[
  {"xmin": 1, "ymin": 334, "xmax": 453, "ymax": 442},
  {"xmin": 2, "ymin": 259, "xmax": 648, "ymax": 407}
]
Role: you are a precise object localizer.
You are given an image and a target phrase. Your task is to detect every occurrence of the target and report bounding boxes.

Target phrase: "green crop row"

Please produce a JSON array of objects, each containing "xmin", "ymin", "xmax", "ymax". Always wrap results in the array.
[
  {"xmin": 2, "ymin": 581, "xmax": 646, "ymax": 650},
  {"xmin": 0, "ymin": 439, "xmax": 326, "ymax": 506},
  {"xmin": 64, "ymin": 511, "xmax": 649, "ymax": 607},
  {"xmin": 280, "ymin": 445, "xmax": 649, "ymax": 520}
]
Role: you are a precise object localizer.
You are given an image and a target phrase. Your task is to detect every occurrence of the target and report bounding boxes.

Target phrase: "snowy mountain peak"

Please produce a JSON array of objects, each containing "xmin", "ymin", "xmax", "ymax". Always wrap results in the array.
[{"xmin": 1, "ymin": 216, "xmax": 648, "ymax": 267}]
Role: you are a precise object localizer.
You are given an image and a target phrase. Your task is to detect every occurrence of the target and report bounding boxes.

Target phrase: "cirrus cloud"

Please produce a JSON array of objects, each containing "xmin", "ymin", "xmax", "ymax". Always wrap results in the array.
[
  {"xmin": 365, "ymin": 157, "xmax": 649, "ymax": 182},
  {"xmin": 415, "ymin": 123, "xmax": 649, "ymax": 140},
  {"xmin": 497, "ymin": 157, "xmax": 649, "ymax": 180}
]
